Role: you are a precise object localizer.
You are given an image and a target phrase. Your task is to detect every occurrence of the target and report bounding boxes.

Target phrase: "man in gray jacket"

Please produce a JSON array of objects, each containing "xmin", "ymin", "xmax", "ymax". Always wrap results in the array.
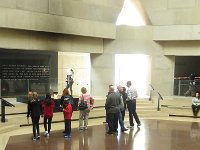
[{"xmin": 105, "ymin": 86, "xmax": 121, "ymax": 134}]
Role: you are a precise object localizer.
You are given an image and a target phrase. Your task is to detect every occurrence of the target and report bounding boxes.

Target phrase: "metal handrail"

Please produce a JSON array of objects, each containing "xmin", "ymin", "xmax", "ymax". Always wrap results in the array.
[
  {"xmin": 157, "ymin": 92, "xmax": 163, "ymax": 111},
  {"xmin": 149, "ymin": 84, "xmax": 154, "ymax": 101},
  {"xmin": 174, "ymin": 78, "xmax": 200, "ymax": 96},
  {"xmin": 0, "ymin": 97, "xmax": 15, "ymax": 122}
]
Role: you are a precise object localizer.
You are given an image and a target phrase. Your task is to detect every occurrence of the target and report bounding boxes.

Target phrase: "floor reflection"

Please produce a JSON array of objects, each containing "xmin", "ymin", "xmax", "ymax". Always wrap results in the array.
[{"xmin": 5, "ymin": 120, "xmax": 200, "ymax": 150}]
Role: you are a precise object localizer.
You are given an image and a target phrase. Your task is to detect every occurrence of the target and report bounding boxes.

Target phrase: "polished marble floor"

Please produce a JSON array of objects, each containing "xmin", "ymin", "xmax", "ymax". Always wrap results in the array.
[{"xmin": 5, "ymin": 119, "xmax": 200, "ymax": 150}]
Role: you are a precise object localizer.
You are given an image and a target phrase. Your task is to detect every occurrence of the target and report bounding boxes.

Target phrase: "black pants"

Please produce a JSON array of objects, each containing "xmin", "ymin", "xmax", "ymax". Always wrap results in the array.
[
  {"xmin": 65, "ymin": 119, "xmax": 71, "ymax": 135},
  {"xmin": 44, "ymin": 117, "xmax": 52, "ymax": 133},
  {"xmin": 192, "ymin": 104, "xmax": 200, "ymax": 117},
  {"xmin": 31, "ymin": 116, "xmax": 40, "ymax": 138},
  {"xmin": 126, "ymin": 100, "xmax": 140, "ymax": 126},
  {"xmin": 67, "ymin": 80, "xmax": 73, "ymax": 95},
  {"xmin": 107, "ymin": 112, "xmax": 119, "ymax": 133}
]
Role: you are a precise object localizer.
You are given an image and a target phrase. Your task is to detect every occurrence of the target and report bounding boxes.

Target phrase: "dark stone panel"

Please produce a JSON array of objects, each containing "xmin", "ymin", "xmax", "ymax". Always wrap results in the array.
[{"xmin": 0, "ymin": 48, "xmax": 58, "ymax": 98}]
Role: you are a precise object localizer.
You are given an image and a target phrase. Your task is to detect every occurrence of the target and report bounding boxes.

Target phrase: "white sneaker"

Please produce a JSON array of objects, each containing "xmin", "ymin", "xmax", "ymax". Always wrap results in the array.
[
  {"xmin": 44, "ymin": 131, "xmax": 48, "ymax": 136},
  {"xmin": 46, "ymin": 133, "xmax": 49, "ymax": 137}
]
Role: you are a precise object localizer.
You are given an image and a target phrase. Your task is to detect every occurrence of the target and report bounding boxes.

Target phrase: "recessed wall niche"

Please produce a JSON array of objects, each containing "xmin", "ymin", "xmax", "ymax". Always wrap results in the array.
[{"xmin": 0, "ymin": 49, "xmax": 58, "ymax": 99}]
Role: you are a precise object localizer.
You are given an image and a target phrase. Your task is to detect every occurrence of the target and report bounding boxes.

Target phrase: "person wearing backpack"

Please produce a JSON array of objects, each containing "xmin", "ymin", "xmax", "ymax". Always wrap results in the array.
[
  {"xmin": 78, "ymin": 87, "xmax": 94, "ymax": 130},
  {"xmin": 42, "ymin": 93, "xmax": 55, "ymax": 137},
  {"xmin": 60, "ymin": 88, "xmax": 74, "ymax": 133},
  {"xmin": 60, "ymin": 88, "xmax": 74, "ymax": 108}
]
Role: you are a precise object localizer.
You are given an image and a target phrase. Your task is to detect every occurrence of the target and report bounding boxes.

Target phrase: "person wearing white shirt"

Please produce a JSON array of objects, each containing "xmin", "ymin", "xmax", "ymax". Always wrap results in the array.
[
  {"xmin": 126, "ymin": 81, "xmax": 141, "ymax": 128},
  {"xmin": 192, "ymin": 92, "xmax": 200, "ymax": 118},
  {"xmin": 66, "ymin": 68, "xmax": 74, "ymax": 95}
]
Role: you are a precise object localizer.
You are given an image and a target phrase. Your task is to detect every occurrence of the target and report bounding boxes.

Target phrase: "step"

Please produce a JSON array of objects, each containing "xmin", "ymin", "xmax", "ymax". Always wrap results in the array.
[
  {"xmin": 0, "ymin": 123, "xmax": 19, "ymax": 134},
  {"xmin": 4, "ymin": 108, "xmax": 106, "ymax": 126},
  {"xmin": 161, "ymin": 106, "xmax": 198, "ymax": 118},
  {"xmin": 139, "ymin": 112, "xmax": 169, "ymax": 117}
]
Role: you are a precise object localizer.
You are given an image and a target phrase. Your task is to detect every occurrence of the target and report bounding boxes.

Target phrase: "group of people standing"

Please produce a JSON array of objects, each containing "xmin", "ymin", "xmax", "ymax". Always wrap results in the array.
[
  {"xmin": 27, "ymin": 86, "xmax": 94, "ymax": 141},
  {"xmin": 27, "ymin": 91, "xmax": 55, "ymax": 141},
  {"xmin": 105, "ymin": 81, "xmax": 141, "ymax": 135},
  {"xmin": 26, "ymin": 78, "xmax": 141, "ymax": 140}
]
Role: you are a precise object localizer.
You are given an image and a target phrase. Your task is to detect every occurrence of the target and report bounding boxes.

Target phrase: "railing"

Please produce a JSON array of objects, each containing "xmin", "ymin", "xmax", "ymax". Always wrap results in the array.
[
  {"xmin": 149, "ymin": 84, "xmax": 154, "ymax": 101},
  {"xmin": 174, "ymin": 78, "xmax": 200, "ymax": 96},
  {"xmin": 0, "ymin": 78, "xmax": 59, "ymax": 102},
  {"xmin": 0, "ymin": 78, "xmax": 91, "ymax": 102},
  {"xmin": 157, "ymin": 92, "xmax": 163, "ymax": 111},
  {"xmin": 0, "ymin": 97, "xmax": 15, "ymax": 122}
]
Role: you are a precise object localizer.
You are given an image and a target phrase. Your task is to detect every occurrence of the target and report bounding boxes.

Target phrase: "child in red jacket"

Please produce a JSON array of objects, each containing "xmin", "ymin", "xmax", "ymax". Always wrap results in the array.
[
  {"xmin": 42, "ymin": 93, "xmax": 55, "ymax": 137},
  {"xmin": 63, "ymin": 99, "xmax": 73, "ymax": 139}
]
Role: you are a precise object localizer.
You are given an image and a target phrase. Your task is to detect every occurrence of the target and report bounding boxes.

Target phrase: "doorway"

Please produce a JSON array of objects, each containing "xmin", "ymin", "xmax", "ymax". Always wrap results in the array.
[{"xmin": 115, "ymin": 54, "xmax": 151, "ymax": 98}]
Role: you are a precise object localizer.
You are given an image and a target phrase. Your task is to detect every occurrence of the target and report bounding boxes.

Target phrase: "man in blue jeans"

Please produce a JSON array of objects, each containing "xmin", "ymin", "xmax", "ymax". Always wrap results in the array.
[
  {"xmin": 117, "ymin": 85, "xmax": 128, "ymax": 132},
  {"xmin": 126, "ymin": 81, "xmax": 141, "ymax": 128}
]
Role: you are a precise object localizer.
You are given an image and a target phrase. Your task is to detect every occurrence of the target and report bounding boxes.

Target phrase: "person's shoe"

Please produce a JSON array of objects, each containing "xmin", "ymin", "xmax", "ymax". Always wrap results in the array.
[
  {"xmin": 137, "ymin": 123, "xmax": 141, "ymax": 127},
  {"xmin": 64, "ymin": 135, "xmax": 69, "ymax": 139},
  {"xmin": 121, "ymin": 128, "xmax": 128, "ymax": 132},
  {"xmin": 44, "ymin": 131, "xmax": 48, "ymax": 136},
  {"xmin": 37, "ymin": 135, "xmax": 40, "ymax": 140},
  {"xmin": 128, "ymin": 125, "xmax": 134, "ymax": 129},
  {"xmin": 68, "ymin": 135, "xmax": 71, "ymax": 138},
  {"xmin": 32, "ymin": 137, "xmax": 37, "ymax": 141},
  {"xmin": 84, "ymin": 127, "xmax": 88, "ymax": 130},
  {"xmin": 46, "ymin": 133, "xmax": 49, "ymax": 137},
  {"xmin": 79, "ymin": 127, "xmax": 84, "ymax": 130},
  {"xmin": 106, "ymin": 131, "xmax": 113, "ymax": 135}
]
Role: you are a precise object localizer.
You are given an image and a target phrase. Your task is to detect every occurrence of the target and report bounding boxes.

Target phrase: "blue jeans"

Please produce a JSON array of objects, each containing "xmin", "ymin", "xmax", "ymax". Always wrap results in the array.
[{"xmin": 119, "ymin": 110, "xmax": 125, "ymax": 129}]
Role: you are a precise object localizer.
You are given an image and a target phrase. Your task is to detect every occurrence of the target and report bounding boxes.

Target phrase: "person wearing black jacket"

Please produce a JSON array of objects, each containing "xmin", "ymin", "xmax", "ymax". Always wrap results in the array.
[
  {"xmin": 105, "ymin": 86, "xmax": 121, "ymax": 134},
  {"xmin": 121, "ymin": 87, "xmax": 127, "ymax": 121},
  {"xmin": 27, "ymin": 92, "xmax": 42, "ymax": 141}
]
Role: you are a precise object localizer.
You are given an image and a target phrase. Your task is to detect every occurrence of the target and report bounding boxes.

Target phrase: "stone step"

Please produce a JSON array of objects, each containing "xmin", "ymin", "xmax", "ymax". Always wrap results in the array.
[
  {"xmin": 0, "ymin": 123, "xmax": 19, "ymax": 134},
  {"xmin": 1, "ymin": 98, "xmax": 168, "ymax": 128},
  {"xmin": 161, "ymin": 107, "xmax": 197, "ymax": 117},
  {"xmin": 4, "ymin": 106, "xmax": 168, "ymax": 127},
  {"xmin": 139, "ymin": 112, "xmax": 169, "ymax": 117}
]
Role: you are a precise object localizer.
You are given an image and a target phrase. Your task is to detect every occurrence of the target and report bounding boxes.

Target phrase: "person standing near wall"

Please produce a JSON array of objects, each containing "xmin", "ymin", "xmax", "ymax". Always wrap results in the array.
[
  {"xmin": 60, "ymin": 88, "xmax": 73, "ymax": 133},
  {"xmin": 63, "ymin": 98, "xmax": 73, "ymax": 139},
  {"xmin": 105, "ymin": 86, "xmax": 121, "ymax": 134},
  {"xmin": 126, "ymin": 81, "xmax": 141, "ymax": 128},
  {"xmin": 185, "ymin": 73, "xmax": 196, "ymax": 97},
  {"xmin": 66, "ymin": 68, "xmax": 74, "ymax": 96},
  {"xmin": 78, "ymin": 87, "xmax": 94, "ymax": 130},
  {"xmin": 105, "ymin": 84, "xmax": 114, "ymax": 124},
  {"xmin": 27, "ymin": 92, "xmax": 42, "ymax": 141},
  {"xmin": 42, "ymin": 93, "xmax": 55, "ymax": 137},
  {"xmin": 192, "ymin": 91, "xmax": 200, "ymax": 118},
  {"xmin": 121, "ymin": 87, "xmax": 127, "ymax": 121},
  {"xmin": 117, "ymin": 85, "xmax": 128, "ymax": 132},
  {"xmin": 28, "ymin": 90, "xmax": 33, "ymax": 102}
]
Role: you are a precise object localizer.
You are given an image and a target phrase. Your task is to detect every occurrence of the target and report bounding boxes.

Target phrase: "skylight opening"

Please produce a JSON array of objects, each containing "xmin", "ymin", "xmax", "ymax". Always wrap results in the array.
[{"xmin": 116, "ymin": 0, "xmax": 145, "ymax": 26}]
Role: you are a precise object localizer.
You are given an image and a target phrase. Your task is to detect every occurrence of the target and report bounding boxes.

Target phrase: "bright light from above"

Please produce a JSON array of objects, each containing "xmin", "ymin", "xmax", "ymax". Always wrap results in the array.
[
  {"xmin": 115, "ymin": 54, "xmax": 151, "ymax": 98},
  {"xmin": 116, "ymin": 0, "xmax": 145, "ymax": 26}
]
